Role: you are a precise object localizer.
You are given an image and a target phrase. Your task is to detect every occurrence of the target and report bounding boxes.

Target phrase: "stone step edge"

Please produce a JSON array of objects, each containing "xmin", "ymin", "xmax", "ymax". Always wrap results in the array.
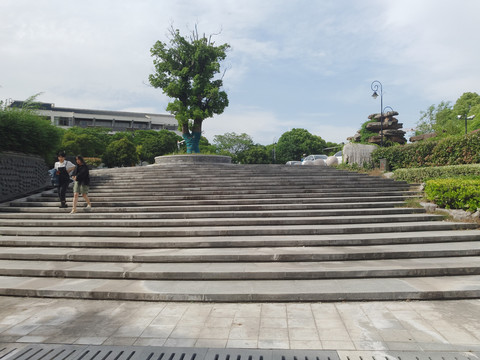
[
  {"xmin": 0, "ymin": 222, "xmax": 476, "ymax": 237},
  {"xmin": 0, "ymin": 202, "xmax": 409, "ymax": 213},
  {"xmin": 11, "ymin": 195, "xmax": 415, "ymax": 206},
  {"xmin": 0, "ymin": 214, "xmax": 443, "ymax": 228},
  {"xmin": 0, "ymin": 231, "xmax": 479, "ymax": 248},
  {"xmin": 0, "ymin": 242, "xmax": 478, "ymax": 262},
  {"xmin": 0, "ymin": 275, "xmax": 479, "ymax": 302},
  {"xmin": 0, "ymin": 256, "xmax": 479, "ymax": 280},
  {"xmin": 0, "ymin": 208, "xmax": 426, "ymax": 220}
]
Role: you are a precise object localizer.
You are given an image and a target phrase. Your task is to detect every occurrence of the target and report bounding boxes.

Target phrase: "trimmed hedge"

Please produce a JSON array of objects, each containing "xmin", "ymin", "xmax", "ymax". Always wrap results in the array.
[
  {"xmin": 424, "ymin": 178, "xmax": 480, "ymax": 212},
  {"xmin": 84, "ymin": 157, "xmax": 102, "ymax": 168},
  {"xmin": 0, "ymin": 107, "xmax": 62, "ymax": 162},
  {"xmin": 372, "ymin": 132, "xmax": 480, "ymax": 171},
  {"xmin": 393, "ymin": 164, "xmax": 480, "ymax": 183}
]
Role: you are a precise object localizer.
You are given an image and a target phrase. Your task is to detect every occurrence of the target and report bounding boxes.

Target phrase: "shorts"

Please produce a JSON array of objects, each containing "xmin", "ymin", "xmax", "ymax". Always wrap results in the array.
[{"xmin": 73, "ymin": 182, "xmax": 89, "ymax": 194}]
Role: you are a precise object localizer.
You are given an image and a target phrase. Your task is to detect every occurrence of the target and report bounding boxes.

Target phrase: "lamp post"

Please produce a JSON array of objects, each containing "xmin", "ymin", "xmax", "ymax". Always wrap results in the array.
[
  {"xmin": 457, "ymin": 107, "xmax": 476, "ymax": 135},
  {"xmin": 371, "ymin": 80, "xmax": 384, "ymax": 146}
]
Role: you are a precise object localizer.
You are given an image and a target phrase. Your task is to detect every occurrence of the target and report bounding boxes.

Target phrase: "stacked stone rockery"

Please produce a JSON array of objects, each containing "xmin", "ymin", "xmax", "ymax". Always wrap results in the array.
[{"xmin": 349, "ymin": 111, "xmax": 407, "ymax": 145}]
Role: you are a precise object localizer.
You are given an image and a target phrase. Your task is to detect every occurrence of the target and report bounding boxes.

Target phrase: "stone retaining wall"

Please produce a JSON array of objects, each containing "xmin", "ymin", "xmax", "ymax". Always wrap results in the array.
[{"xmin": 0, "ymin": 152, "xmax": 49, "ymax": 203}]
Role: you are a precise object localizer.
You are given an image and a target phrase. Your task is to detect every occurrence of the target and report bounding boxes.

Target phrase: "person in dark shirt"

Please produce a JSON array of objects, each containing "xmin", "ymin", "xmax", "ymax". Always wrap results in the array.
[{"xmin": 70, "ymin": 155, "xmax": 92, "ymax": 214}]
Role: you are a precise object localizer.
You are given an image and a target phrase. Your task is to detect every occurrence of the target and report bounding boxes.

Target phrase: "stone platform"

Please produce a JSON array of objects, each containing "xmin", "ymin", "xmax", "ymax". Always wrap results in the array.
[{"xmin": 155, "ymin": 154, "xmax": 232, "ymax": 164}]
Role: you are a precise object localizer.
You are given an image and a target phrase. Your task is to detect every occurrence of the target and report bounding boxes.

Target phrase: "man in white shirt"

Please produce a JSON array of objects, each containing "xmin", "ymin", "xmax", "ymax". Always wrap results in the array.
[{"xmin": 54, "ymin": 151, "xmax": 75, "ymax": 208}]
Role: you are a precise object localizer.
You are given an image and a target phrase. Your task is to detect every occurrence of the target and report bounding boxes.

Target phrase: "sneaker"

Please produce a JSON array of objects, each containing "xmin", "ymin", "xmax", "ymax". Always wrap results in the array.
[
  {"xmin": 69, "ymin": 209, "xmax": 76, "ymax": 214},
  {"xmin": 59, "ymin": 204, "xmax": 68, "ymax": 208},
  {"xmin": 86, "ymin": 204, "xmax": 92, "ymax": 209}
]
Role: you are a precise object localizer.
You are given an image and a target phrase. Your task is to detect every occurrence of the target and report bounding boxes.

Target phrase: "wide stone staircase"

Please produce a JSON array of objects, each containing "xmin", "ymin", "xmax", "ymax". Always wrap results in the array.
[{"xmin": 0, "ymin": 163, "xmax": 479, "ymax": 302}]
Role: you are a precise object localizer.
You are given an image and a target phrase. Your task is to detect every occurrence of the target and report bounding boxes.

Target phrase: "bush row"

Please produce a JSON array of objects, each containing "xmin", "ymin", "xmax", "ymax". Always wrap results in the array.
[
  {"xmin": 371, "ymin": 132, "xmax": 480, "ymax": 171},
  {"xmin": 424, "ymin": 178, "xmax": 480, "ymax": 212},
  {"xmin": 0, "ymin": 108, "xmax": 62, "ymax": 162},
  {"xmin": 393, "ymin": 164, "xmax": 480, "ymax": 183}
]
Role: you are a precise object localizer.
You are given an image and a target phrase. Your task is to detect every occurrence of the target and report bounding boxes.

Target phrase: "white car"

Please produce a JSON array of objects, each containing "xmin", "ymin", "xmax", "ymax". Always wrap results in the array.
[
  {"xmin": 285, "ymin": 161, "xmax": 302, "ymax": 165},
  {"xmin": 334, "ymin": 151, "xmax": 343, "ymax": 164},
  {"xmin": 301, "ymin": 154, "xmax": 328, "ymax": 165}
]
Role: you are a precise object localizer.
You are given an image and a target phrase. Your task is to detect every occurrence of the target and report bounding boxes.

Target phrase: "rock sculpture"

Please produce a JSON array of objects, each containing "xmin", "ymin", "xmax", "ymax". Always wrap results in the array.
[{"xmin": 348, "ymin": 111, "xmax": 407, "ymax": 145}]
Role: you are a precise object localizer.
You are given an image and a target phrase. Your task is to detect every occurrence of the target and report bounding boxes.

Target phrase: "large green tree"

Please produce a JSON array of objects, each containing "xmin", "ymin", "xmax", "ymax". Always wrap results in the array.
[
  {"xmin": 276, "ymin": 128, "xmax": 327, "ymax": 164},
  {"xmin": 149, "ymin": 27, "xmax": 230, "ymax": 153}
]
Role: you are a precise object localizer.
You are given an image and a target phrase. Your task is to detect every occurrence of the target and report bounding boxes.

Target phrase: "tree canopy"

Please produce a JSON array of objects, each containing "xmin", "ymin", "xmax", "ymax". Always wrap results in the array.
[
  {"xmin": 275, "ymin": 128, "xmax": 327, "ymax": 164},
  {"xmin": 213, "ymin": 132, "xmax": 254, "ymax": 156},
  {"xmin": 416, "ymin": 92, "xmax": 480, "ymax": 137},
  {"xmin": 149, "ymin": 26, "xmax": 230, "ymax": 153},
  {"xmin": 102, "ymin": 137, "xmax": 139, "ymax": 168}
]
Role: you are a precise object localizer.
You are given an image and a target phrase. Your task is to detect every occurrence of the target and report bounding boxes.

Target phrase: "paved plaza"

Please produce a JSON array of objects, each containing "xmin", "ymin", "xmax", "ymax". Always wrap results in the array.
[{"xmin": 1, "ymin": 296, "xmax": 480, "ymax": 354}]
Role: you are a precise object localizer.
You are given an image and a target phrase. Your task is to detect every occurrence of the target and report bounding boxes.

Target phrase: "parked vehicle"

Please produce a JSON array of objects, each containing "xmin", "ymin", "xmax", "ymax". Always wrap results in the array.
[
  {"xmin": 301, "ymin": 154, "xmax": 328, "ymax": 165},
  {"xmin": 334, "ymin": 151, "xmax": 343, "ymax": 164},
  {"xmin": 285, "ymin": 161, "xmax": 302, "ymax": 165}
]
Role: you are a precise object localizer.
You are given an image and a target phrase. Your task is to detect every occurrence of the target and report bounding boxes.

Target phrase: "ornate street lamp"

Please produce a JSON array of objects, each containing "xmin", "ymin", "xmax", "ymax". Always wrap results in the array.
[{"xmin": 371, "ymin": 80, "xmax": 384, "ymax": 146}]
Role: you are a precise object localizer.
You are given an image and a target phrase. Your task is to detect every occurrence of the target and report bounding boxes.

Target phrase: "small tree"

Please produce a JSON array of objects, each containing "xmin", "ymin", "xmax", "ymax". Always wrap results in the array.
[
  {"xmin": 213, "ymin": 132, "xmax": 254, "ymax": 157},
  {"xmin": 149, "ymin": 26, "xmax": 230, "ymax": 153},
  {"xmin": 236, "ymin": 145, "xmax": 271, "ymax": 164}
]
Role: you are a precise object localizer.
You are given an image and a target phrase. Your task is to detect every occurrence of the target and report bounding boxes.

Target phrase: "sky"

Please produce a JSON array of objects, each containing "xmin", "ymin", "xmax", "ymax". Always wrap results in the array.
[{"xmin": 1, "ymin": 0, "xmax": 480, "ymax": 146}]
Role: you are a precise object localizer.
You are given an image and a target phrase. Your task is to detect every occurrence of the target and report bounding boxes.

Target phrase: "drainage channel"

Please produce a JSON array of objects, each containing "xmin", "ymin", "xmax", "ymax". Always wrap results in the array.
[{"xmin": 0, "ymin": 345, "xmax": 478, "ymax": 360}]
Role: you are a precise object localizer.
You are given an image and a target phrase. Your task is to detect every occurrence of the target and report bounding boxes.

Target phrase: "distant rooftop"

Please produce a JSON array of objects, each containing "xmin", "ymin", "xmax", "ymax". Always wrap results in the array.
[{"xmin": 9, "ymin": 101, "xmax": 171, "ymax": 119}]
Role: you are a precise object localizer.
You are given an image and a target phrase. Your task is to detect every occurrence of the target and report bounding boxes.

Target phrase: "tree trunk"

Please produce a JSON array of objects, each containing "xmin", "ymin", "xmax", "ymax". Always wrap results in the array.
[{"xmin": 182, "ymin": 120, "xmax": 202, "ymax": 153}]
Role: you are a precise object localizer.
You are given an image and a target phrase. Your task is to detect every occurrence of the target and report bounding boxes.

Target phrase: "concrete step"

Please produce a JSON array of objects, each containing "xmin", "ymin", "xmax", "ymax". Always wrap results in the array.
[
  {"xmin": 8, "ymin": 195, "xmax": 415, "ymax": 208},
  {"xmin": 0, "ymin": 221, "xmax": 476, "ymax": 237},
  {"xmin": 21, "ymin": 192, "xmax": 419, "ymax": 203},
  {"xmin": 0, "ymin": 214, "xmax": 445, "ymax": 228},
  {"xmin": 87, "ymin": 178, "xmax": 412, "ymax": 187},
  {"xmin": 0, "ymin": 207, "xmax": 426, "ymax": 219},
  {"xmin": 0, "ymin": 242, "xmax": 478, "ymax": 262},
  {"xmin": 0, "ymin": 256, "xmax": 479, "ymax": 280},
  {"xmin": 38, "ymin": 186, "xmax": 416, "ymax": 196},
  {"xmin": 1, "ymin": 230, "xmax": 479, "ymax": 248},
  {"xmin": 0, "ymin": 201, "xmax": 408, "ymax": 213},
  {"xmin": 0, "ymin": 275, "xmax": 479, "ymax": 301}
]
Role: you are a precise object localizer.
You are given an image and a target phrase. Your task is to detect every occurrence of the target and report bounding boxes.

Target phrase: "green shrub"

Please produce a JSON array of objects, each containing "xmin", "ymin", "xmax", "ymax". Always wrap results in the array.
[
  {"xmin": 424, "ymin": 178, "xmax": 480, "ymax": 212},
  {"xmin": 393, "ymin": 164, "xmax": 480, "ymax": 183},
  {"xmin": 371, "ymin": 132, "xmax": 480, "ymax": 170},
  {"xmin": 83, "ymin": 157, "xmax": 102, "ymax": 168}
]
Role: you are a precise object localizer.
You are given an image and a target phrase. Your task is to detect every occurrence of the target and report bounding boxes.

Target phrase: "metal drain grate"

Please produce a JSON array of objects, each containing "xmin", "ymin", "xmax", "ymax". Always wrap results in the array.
[
  {"xmin": 0, "ymin": 346, "xmax": 340, "ymax": 360},
  {"xmin": 337, "ymin": 350, "xmax": 480, "ymax": 360},
  {"xmin": 0, "ymin": 344, "xmax": 27, "ymax": 360},
  {"xmin": 1, "ymin": 345, "xmax": 478, "ymax": 360}
]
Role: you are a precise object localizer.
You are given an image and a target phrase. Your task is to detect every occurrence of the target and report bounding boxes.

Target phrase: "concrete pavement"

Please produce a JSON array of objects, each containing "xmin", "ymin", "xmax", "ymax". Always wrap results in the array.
[{"xmin": 1, "ymin": 296, "xmax": 480, "ymax": 355}]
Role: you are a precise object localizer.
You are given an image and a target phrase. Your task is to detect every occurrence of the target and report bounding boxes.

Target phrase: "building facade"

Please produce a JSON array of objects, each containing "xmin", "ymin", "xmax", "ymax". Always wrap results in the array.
[{"xmin": 10, "ymin": 101, "xmax": 179, "ymax": 134}]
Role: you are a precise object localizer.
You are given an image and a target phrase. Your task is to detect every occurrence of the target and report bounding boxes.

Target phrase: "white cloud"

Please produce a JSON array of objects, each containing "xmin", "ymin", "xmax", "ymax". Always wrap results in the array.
[{"xmin": 204, "ymin": 106, "xmax": 281, "ymax": 145}]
